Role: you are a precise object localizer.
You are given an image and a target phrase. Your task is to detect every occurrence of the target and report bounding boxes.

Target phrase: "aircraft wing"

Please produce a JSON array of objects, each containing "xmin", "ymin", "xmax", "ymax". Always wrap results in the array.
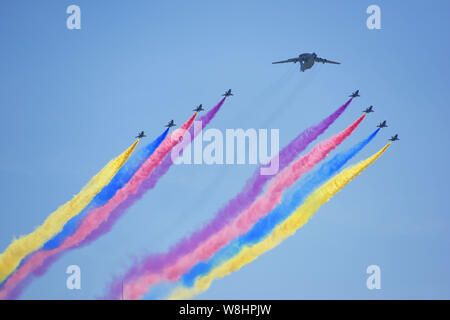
[
  {"xmin": 315, "ymin": 57, "xmax": 340, "ymax": 64},
  {"xmin": 272, "ymin": 58, "xmax": 299, "ymax": 64}
]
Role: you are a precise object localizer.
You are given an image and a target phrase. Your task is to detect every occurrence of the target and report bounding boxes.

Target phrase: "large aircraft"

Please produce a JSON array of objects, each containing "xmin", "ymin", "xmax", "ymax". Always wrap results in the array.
[
  {"xmin": 222, "ymin": 89, "xmax": 233, "ymax": 97},
  {"xmin": 165, "ymin": 120, "xmax": 176, "ymax": 128},
  {"xmin": 377, "ymin": 120, "xmax": 388, "ymax": 128},
  {"xmin": 389, "ymin": 134, "xmax": 400, "ymax": 141},
  {"xmin": 193, "ymin": 104, "xmax": 204, "ymax": 112},
  {"xmin": 363, "ymin": 106, "xmax": 374, "ymax": 113},
  {"xmin": 135, "ymin": 131, "xmax": 146, "ymax": 139},
  {"xmin": 272, "ymin": 53, "xmax": 340, "ymax": 72},
  {"xmin": 349, "ymin": 90, "xmax": 360, "ymax": 98}
]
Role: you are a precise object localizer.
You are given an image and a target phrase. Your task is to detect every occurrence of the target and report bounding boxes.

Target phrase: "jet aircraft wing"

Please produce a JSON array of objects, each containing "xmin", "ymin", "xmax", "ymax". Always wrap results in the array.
[
  {"xmin": 315, "ymin": 57, "xmax": 340, "ymax": 64},
  {"xmin": 272, "ymin": 58, "xmax": 299, "ymax": 64}
]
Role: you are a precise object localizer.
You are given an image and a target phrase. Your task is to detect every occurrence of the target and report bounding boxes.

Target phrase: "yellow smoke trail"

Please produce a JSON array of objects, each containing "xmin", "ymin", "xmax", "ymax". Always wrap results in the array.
[
  {"xmin": 169, "ymin": 143, "xmax": 391, "ymax": 299},
  {"xmin": 0, "ymin": 139, "xmax": 140, "ymax": 283}
]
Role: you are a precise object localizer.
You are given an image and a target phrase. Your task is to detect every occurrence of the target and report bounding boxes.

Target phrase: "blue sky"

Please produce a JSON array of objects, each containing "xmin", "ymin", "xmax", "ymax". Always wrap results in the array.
[{"xmin": 0, "ymin": 0, "xmax": 449, "ymax": 299}]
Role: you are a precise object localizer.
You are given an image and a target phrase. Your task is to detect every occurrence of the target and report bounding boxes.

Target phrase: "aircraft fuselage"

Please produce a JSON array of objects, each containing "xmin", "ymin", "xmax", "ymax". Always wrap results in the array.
[{"xmin": 297, "ymin": 53, "xmax": 314, "ymax": 71}]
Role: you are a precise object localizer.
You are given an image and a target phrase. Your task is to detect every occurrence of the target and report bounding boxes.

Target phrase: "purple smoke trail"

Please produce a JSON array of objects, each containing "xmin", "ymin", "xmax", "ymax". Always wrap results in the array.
[{"xmin": 104, "ymin": 98, "xmax": 352, "ymax": 299}]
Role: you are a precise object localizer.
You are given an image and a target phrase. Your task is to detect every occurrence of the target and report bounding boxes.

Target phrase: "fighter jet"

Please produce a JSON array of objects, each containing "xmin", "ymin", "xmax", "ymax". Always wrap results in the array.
[
  {"xmin": 389, "ymin": 134, "xmax": 400, "ymax": 142},
  {"xmin": 165, "ymin": 120, "xmax": 176, "ymax": 128},
  {"xmin": 349, "ymin": 90, "xmax": 360, "ymax": 98},
  {"xmin": 135, "ymin": 131, "xmax": 146, "ymax": 139},
  {"xmin": 363, "ymin": 106, "xmax": 374, "ymax": 113},
  {"xmin": 193, "ymin": 104, "xmax": 204, "ymax": 112},
  {"xmin": 377, "ymin": 121, "xmax": 388, "ymax": 128},
  {"xmin": 272, "ymin": 53, "xmax": 340, "ymax": 72},
  {"xmin": 222, "ymin": 89, "xmax": 233, "ymax": 97}
]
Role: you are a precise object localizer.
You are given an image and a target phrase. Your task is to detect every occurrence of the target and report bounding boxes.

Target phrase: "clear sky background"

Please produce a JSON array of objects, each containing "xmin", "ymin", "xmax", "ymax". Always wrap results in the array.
[{"xmin": 0, "ymin": 0, "xmax": 449, "ymax": 299}]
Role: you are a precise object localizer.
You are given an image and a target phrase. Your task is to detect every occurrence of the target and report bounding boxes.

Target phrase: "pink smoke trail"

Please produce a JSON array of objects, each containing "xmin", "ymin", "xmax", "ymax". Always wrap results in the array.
[
  {"xmin": 0, "ymin": 113, "xmax": 197, "ymax": 300},
  {"xmin": 120, "ymin": 114, "xmax": 366, "ymax": 299}
]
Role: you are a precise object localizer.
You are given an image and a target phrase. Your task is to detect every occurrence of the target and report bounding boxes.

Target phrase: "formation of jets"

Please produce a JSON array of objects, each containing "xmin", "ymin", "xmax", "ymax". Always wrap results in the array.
[
  {"xmin": 135, "ymin": 54, "xmax": 400, "ymax": 142},
  {"xmin": 134, "ymin": 66, "xmax": 400, "ymax": 143},
  {"xmin": 352, "ymin": 90, "xmax": 399, "ymax": 141},
  {"xmin": 272, "ymin": 53, "xmax": 340, "ymax": 72}
]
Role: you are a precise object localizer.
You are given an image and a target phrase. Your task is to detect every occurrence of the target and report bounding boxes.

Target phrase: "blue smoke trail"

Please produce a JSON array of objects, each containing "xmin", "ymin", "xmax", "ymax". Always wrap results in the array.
[
  {"xmin": 42, "ymin": 129, "xmax": 169, "ymax": 250},
  {"xmin": 181, "ymin": 129, "xmax": 380, "ymax": 287}
]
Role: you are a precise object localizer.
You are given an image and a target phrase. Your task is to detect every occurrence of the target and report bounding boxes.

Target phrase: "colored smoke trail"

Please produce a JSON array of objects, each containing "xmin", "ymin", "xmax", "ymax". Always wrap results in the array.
[
  {"xmin": 178, "ymin": 129, "xmax": 380, "ymax": 290},
  {"xmin": 169, "ymin": 143, "xmax": 391, "ymax": 299},
  {"xmin": 43, "ymin": 128, "xmax": 170, "ymax": 250},
  {"xmin": 0, "ymin": 140, "xmax": 139, "ymax": 284},
  {"xmin": 2, "ymin": 98, "xmax": 226, "ymax": 299},
  {"xmin": 79, "ymin": 97, "xmax": 227, "ymax": 246},
  {"xmin": 104, "ymin": 98, "xmax": 352, "ymax": 299},
  {"xmin": 0, "ymin": 129, "xmax": 168, "ymax": 296},
  {"xmin": 119, "ymin": 115, "xmax": 366, "ymax": 299},
  {"xmin": 0, "ymin": 114, "xmax": 196, "ymax": 299}
]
